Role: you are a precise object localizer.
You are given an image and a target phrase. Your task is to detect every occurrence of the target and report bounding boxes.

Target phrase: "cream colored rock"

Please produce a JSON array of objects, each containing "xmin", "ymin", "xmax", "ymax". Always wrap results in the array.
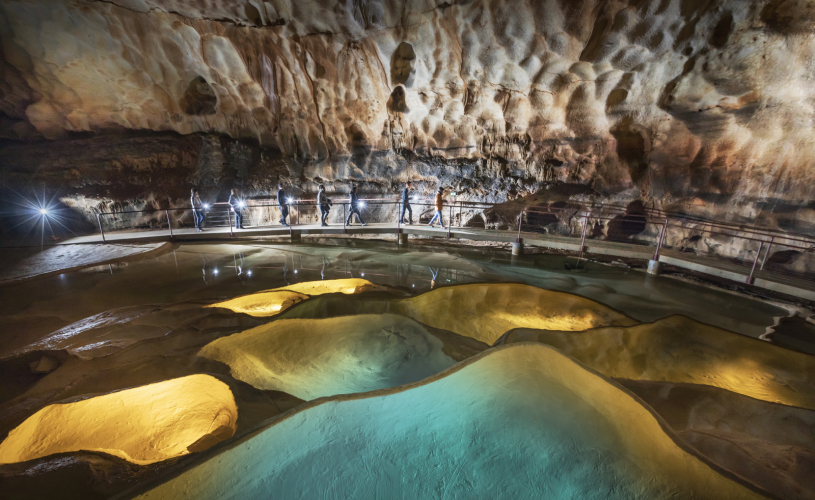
[
  {"xmin": 0, "ymin": 374, "xmax": 238, "ymax": 465},
  {"xmin": 1, "ymin": 0, "xmax": 815, "ymax": 232}
]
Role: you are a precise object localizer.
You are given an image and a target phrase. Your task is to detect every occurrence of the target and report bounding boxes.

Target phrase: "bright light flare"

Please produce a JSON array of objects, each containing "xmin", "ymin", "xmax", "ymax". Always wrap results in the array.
[
  {"xmin": 213, "ymin": 268, "xmax": 219, "ymax": 275},
  {"xmin": 204, "ymin": 204, "xmax": 211, "ymax": 209},
  {"xmin": 358, "ymin": 201, "xmax": 366, "ymax": 208},
  {"xmin": 287, "ymin": 197, "xmax": 294, "ymax": 204},
  {"xmin": 238, "ymin": 201, "xmax": 246, "ymax": 208},
  {"xmin": 39, "ymin": 208, "xmax": 48, "ymax": 215}
]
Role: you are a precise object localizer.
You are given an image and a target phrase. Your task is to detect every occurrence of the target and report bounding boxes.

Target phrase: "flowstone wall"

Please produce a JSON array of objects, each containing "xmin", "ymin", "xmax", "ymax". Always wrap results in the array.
[{"xmin": 2, "ymin": 0, "xmax": 815, "ymax": 234}]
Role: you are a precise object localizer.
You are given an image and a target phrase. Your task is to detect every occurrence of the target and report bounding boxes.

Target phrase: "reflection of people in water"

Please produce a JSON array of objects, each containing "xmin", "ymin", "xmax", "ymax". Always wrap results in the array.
[
  {"xmin": 429, "ymin": 267, "xmax": 439, "ymax": 289},
  {"xmin": 321, "ymin": 257, "xmax": 329, "ymax": 280}
]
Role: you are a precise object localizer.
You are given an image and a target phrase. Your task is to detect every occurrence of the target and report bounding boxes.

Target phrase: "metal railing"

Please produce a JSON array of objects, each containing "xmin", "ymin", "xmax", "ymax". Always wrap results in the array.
[{"xmin": 94, "ymin": 197, "xmax": 815, "ymax": 286}]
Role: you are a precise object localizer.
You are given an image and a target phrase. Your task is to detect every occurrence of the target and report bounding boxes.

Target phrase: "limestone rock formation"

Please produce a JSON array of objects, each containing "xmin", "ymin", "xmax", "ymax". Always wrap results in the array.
[{"xmin": 2, "ymin": 0, "xmax": 815, "ymax": 236}]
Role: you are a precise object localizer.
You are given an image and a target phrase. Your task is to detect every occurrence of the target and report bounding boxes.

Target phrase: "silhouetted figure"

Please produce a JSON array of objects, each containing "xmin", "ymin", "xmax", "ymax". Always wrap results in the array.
[
  {"xmin": 401, "ymin": 181, "xmax": 414, "ymax": 224},
  {"xmin": 428, "ymin": 187, "xmax": 445, "ymax": 228},
  {"xmin": 228, "ymin": 188, "xmax": 244, "ymax": 229},
  {"xmin": 346, "ymin": 186, "xmax": 367, "ymax": 226},
  {"xmin": 191, "ymin": 188, "xmax": 205, "ymax": 232},
  {"xmin": 317, "ymin": 184, "xmax": 332, "ymax": 226},
  {"xmin": 277, "ymin": 183, "xmax": 289, "ymax": 226}
]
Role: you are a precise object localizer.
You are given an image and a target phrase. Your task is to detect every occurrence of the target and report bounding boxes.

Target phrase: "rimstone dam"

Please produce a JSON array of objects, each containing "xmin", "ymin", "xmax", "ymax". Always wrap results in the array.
[{"xmin": 1, "ymin": 1, "xmax": 815, "ymax": 499}]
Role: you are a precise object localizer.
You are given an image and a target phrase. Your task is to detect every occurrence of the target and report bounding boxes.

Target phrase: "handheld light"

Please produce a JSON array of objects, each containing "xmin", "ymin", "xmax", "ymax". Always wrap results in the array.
[
  {"xmin": 203, "ymin": 204, "xmax": 210, "ymax": 209},
  {"xmin": 39, "ymin": 208, "xmax": 48, "ymax": 215},
  {"xmin": 213, "ymin": 268, "xmax": 219, "ymax": 275},
  {"xmin": 238, "ymin": 201, "xmax": 246, "ymax": 208},
  {"xmin": 358, "ymin": 201, "xmax": 366, "ymax": 208},
  {"xmin": 287, "ymin": 197, "xmax": 294, "ymax": 204}
]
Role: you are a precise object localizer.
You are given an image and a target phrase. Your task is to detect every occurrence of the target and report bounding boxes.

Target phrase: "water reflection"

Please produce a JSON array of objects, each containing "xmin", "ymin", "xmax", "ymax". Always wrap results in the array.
[{"xmin": 0, "ymin": 242, "xmax": 789, "ymax": 358}]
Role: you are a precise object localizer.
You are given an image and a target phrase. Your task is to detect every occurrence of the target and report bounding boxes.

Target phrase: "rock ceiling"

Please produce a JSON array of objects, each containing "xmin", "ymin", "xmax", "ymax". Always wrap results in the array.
[{"xmin": 2, "ymin": 0, "xmax": 815, "ymax": 223}]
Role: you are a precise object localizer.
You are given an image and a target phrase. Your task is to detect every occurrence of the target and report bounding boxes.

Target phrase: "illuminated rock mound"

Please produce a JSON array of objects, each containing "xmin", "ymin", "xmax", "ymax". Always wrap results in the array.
[
  {"xmin": 504, "ymin": 315, "xmax": 815, "ymax": 410},
  {"xmin": 207, "ymin": 279, "xmax": 396, "ymax": 318},
  {"xmin": 199, "ymin": 314, "xmax": 456, "ymax": 400},
  {"xmin": 0, "ymin": 375, "xmax": 238, "ymax": 465},
  {"xmin": 279, "ymin": 282, "xmax": 637, "ymax": 345},
  {"xmin": 134, "ymin": 344, "xmax": 767, "ymax": 500},
  {"xmin": 206, "ymin": 290, "xmax": 309, "ymax": 317},
  {"xmin": 271, "ymin": 278, "xmax": 392, "ymax": 296}
]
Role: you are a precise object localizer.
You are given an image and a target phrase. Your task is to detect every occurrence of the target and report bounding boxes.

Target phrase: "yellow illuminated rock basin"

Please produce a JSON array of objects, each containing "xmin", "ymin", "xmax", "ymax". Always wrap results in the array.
[
  {"xmin": 134, "ymin": 344, "xmax": 766, "ymax": 500},
  {"xmin": 505, "ymin": 315, "xmax": 815, "ymax": 410},
  {"xmin": 277, "ymin": 282, "xmax": 637, "ymax": 345},
  {"xmin": 271, "ymin": 278, "xmax": 390, "ymax": 295},
  {"xmin": 0, "ymin": 374, "xmax": 238, "ymax": 465},
  {"xmin": 207, "ymin": 279, "xmax": 391, "ymax": 318},
  {"xmin": 199, "ymin": 314, "xmax": 456, "ymax": 400},
  {"xmin": 206, "ymin": 290, "xmax": 309, "ymax": 317}
]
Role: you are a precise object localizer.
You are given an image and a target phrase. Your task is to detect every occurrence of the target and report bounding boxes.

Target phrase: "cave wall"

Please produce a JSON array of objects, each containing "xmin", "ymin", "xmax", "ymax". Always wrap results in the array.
[{"xmin": 2, "ymin": 0, "xmax": 815, "ymax": 233}]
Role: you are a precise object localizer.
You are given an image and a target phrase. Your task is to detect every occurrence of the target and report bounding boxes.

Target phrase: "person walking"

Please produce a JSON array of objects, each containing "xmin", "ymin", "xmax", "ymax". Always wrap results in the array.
[
  {"xmin": 276, "ymin": 183, "xmax": 289, "ymax": 226},
  {"xmin": 191, "ymin": 188, "xmax": 205, "ymax": 232},
  {"xmin": 317, "ymin": 184, "xmax": 332, "ymax": 226},
  {"xmin": 428, "ymin": 187, "xmax": 445, "ymax": 228},
  {"xmin": 346, "ymin": 186, "xmax": 367, "ymax": 226},
  {"xmin": 228, "ymin": 188, "xmax": 245, "ymax": 229},
  {"xmin": 401, "ymin": 181, "xmax": 414, "ymax": 224}
]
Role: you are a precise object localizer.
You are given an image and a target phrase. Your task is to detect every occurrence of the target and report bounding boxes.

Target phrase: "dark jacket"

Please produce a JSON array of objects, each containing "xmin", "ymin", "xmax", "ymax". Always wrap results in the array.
[
  {"xmin": 350, "ymin": 192, "xmax": 361, "ymax": 209},
  {"xmin": 402, "ymin": 187, "xmax": 411, "ymax": 204},
  {"xmin": 277, "ymin": 188, "xmax": 286, "ymax": 206},
  {"xmin": 191, "ymin": 194, "xmax": 203, "ymax": 210},
  {"xmin": 228, "ymin": 193, "xmax": 241, "ymax": 210}
]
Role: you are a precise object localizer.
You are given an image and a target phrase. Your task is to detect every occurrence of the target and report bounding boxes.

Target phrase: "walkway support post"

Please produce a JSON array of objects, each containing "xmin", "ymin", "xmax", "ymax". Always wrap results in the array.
[
  {"xmin": 747, "ymin": 241, "xmax": 764, "ymax": 285},
  {"xmin": 447, "ymin": 205, "xmax": 452, "ymax": 238},
  {"xmin": 343, "ymin": 203, "xmax": 347, "ymax": 234},
  {"xmin": 760, "ymin": 237, "xmax": 774, "ymax": 271},
  {"xmin": 648, "ymin": 218, "xmax": 668, "ymax": 275},
  {"xmin": 97, "ymin": 214, "xmax": 106, "ymax": 244},
  {"xmin": 229, "ymin": 207, "xmax": 234, "ymax": 237},
  {"xmin": 166, "ymin": 210, "xmax": 173, "ymax": 239}
]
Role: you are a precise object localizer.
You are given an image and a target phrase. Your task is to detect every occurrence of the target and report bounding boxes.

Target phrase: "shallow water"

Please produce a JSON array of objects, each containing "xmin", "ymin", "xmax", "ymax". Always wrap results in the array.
[{"xmin": 0, "ymin": 240, "xmax": 785, "ymax": 357}]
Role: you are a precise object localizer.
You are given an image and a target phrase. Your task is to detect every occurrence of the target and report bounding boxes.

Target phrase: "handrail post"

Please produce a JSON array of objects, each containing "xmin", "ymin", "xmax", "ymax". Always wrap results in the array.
[
  {"xmin": 97, "ymin": 213, "xmax": 106, "ymax": 243},
  {"xmin": 296, "ymin": 202, "xmax": 300, "ymax": 225},
  {"xmin": 398, "ymin": 201, "xmax": 402, "ymax": 233},
  {"xmin": 760, "ymin": 237, "xmax": 774, "ymax": 271},
  {"xmin": 166, "ymin": 210, "xmax": 173, "ymax": 239},
  {"xmin": 459, "ymin": 201, "xmax": 462, "ymax": 227},
  {"xmin": 653, "ymin": 217, "xmax": 668, "ymax": 260},
  {"xmin": 747, "ymin": 241, "xmax": 763, "ymax": 285},
  {"xmin": 447, "ymin": 205, "xmax": 452, "ymax": 238},
  {"xmin": 343, "ymin": 203, "xmax": 347, "ymax": 234},
  {"xmin": 579, "ymin": 215, "xmax": 588, "ymax": 259},
  {"xmin": 229, "ymin": 206, "xmax": 234, "ymax": 237}
]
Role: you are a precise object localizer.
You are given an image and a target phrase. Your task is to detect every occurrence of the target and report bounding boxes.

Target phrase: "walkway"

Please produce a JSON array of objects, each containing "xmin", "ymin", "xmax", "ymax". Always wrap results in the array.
[{"xmin": 58, "ymin": 222, "xmax": 815, "ymax": 302}]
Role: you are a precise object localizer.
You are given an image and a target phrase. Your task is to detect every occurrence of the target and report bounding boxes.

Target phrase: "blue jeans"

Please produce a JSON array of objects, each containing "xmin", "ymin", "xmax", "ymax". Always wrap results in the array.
[
  {"xmin": 346, "ymin": 206, "xmax": 365, "ymax": 224},
  {"xmin": 232, "ymin": 209, "xmax": 243, "ymax": 228},
  {"xmin": 400, "ymin": 203, "xmax": 413, "ymax": 223},
  {"xmin": 429, "ymin": 210, "xmax": 444, "ymax": 227},
  {"xmin": 193, "ymin": 209, "xmax": 205, "ymax": 229}
]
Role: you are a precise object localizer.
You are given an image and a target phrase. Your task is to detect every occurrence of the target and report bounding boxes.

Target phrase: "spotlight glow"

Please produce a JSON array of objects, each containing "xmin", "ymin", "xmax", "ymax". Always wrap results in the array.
[
  {"xmin": 213, "ymin": 268, "xmax": 219, "ymax": 275},
  {"xmin": 361, "ymin": 273, "xmax": 365, "ymax": 276},
  {"xmin": 39, "ymin": 208, "xmax": 48, "ymax": 215},
  {"xmin": 287, "ymin": 197, "xmax": 294, "ymax": 204},
  {"xmin": 294, "ymin": 270, "xmax": 298, "ymax": 274},
  {"xmin": 238, "ymin": 201, "xmax": 246, "ymax": 208},
  {"xmin": 247, "ymin": 271, "xmax": 252, "ymax": 276},
  {"xmin": 204, "ymin": 204, "xmax": 210, "ymax": 209},
  {"xmin": 358, "ymin": 201, "xmax": 366, "ymax": 208}
]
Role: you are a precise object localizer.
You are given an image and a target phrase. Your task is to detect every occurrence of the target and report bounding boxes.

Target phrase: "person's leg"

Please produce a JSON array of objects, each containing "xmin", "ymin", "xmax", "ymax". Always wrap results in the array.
[
  {"xmin": 406, "ymin": 204, "xmax": 413, "ymax": 224},
  {"xmin": 282, "ymin": 206, "xmax": 289, "ymax": 225},
  {"xmin": 400, "ymin": 204, "xmax": 407, "ymax": 223},
  {"xmin": 429, "ymin": 211, "xmax": 440, "ymax": 226},
  {"xmin": 320, "ymin": 206, "xmax": 328, "ymax": 225},
  {"xmin": 193, "ymin": 210, "xmax": 200, "ymax": 229},
  {"xmin": 346, "ymin": 208, "xmax": 354, "ymax": 225},
  {"xmin": 200, "ymin": 210, "xmax": 205, "ymax": 228},
  {"xmin": 438, "ymin": 209, "xmax": 445, "ymax": 228}
]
